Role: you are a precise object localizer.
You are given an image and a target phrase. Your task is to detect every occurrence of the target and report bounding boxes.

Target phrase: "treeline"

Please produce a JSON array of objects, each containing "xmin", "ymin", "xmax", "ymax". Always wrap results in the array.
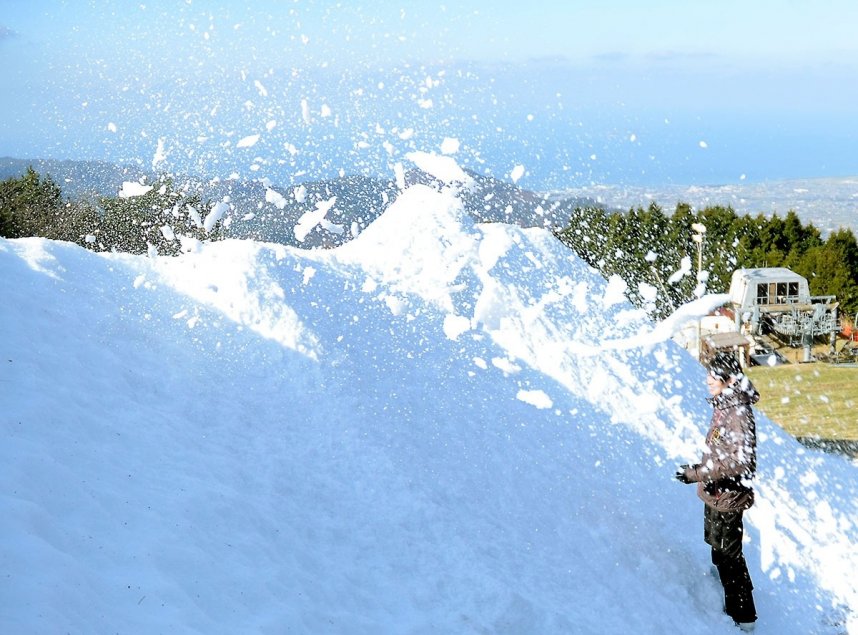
[
  {"xmin": 4, "ymin": 166, "xmax": 858, "ymax": 319},
  {"xmin": 554, "ymin": 202, "xmax": 858, "ymax": 319},
  {"xmin": 0, "ymin": 167, "xmax": 222, "ymax": 256}
]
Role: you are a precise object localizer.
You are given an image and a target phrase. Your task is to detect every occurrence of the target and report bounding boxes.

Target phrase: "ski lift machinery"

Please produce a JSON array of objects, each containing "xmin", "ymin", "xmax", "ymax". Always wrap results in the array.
[{"xmin": 728, "ymin": 268, "xmax": 839, "ymax": 360}]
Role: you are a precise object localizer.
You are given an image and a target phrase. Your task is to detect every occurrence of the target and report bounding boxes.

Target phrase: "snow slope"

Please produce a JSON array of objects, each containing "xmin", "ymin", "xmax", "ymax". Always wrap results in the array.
[{"xmin": 2, "ymin": 175, "xmax": 857, "ymax": 634}]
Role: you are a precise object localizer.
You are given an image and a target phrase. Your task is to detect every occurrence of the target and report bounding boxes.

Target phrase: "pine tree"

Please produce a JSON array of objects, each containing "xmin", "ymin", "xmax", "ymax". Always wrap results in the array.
[{"xmin": 0, "ymin": 167, "xmax": 65, "ymax": 239}]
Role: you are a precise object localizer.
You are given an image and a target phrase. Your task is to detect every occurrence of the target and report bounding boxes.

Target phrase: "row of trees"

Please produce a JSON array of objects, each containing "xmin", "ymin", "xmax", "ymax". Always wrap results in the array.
[
  {"xmin": 554, "ymin": 202, "xmax": 858, "ymax": 319},
  {"xmin": 0, "ymin": 167, "xmax": 221, "ymax": 256},
  {"xmin": 3, "ymin": 166, "xmax": 857, "ymax": 319}
]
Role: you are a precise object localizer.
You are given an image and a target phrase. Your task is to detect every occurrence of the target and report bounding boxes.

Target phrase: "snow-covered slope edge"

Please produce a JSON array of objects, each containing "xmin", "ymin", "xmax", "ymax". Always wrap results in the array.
[{"xmin": 1, "ymin": 180, "xmax": 856, "ymax": 634}]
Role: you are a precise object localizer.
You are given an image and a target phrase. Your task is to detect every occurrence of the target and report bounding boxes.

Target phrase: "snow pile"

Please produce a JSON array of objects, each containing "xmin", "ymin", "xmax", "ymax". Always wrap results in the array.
[{"xmin": 1, "ymin": 174, "xmax": 857, "ymax": 634}]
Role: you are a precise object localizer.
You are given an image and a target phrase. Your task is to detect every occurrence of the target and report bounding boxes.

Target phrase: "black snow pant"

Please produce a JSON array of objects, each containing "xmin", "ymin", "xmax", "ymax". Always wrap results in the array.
[{"xmin": 704, "ymin": 504, "xmax": 757, "ymax": 624}]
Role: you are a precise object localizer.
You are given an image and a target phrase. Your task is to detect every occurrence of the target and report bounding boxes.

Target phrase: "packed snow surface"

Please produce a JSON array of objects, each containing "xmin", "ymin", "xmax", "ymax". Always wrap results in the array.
[{"xmin": 2, "ymin": 178, "xmax": 857, "ymax": 634}]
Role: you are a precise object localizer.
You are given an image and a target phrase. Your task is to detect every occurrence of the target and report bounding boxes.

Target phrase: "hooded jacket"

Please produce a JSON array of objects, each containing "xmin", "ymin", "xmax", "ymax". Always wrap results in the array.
[{"xmin": 684, "ymin": 376, "xmax": 759, "ymax": 512}]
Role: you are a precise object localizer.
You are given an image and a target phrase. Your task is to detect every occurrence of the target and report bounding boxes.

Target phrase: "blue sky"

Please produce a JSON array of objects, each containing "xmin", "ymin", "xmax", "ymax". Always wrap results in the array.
[{"xmin": 2, "ymin": 0, "xmax": 858, "ymax": 188}]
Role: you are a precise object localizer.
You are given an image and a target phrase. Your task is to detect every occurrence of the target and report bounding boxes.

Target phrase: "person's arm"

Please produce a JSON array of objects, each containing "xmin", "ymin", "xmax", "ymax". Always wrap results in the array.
[{"xmin": 678, "ymin": 411, "xmax": 751, "ymax": 484}]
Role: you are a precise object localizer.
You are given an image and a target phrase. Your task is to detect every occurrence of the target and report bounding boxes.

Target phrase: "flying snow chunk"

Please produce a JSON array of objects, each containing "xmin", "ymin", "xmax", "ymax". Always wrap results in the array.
[
  {"xmin": 295, "ymin": 197, "xmax": 337, "ymax": 242},
  {"xmin": 266, "ymin": 188, "xmax": 288, "ymax": 210},
  {"xmin": 160, "ymin": 225, "xmax": 176, "ymax": 241},
  {"xmin": 638, "ymin": 281, "xmax": 658, "ymax": 307},
  {"xmin": 322, "ymin": 220, "xmax": 344, "ymax": 236},
  {"xmin": 118, "ymin": 181, "xmax": 153, "ymax": 198},
  {"xmin": 107, "ymin": 122, "xmax": 117, "ymax": 133},
  {"xmin": 492, "ymin": 357, "xmax": 521, "ymax": 375},
  {"xmin": 301, "ymin": 99, "xmax": 311, "ymax": 124},
  {"xmin": 302, "ymin": 266, "xmax": 316, "ymax": 286},
  {"xmin": 601, "ymin": 274, "xmax": 628, "ymax": 309},
  {"xmin": 600, "ymin": 294, "xmax": 732, "ymax": 353},
  {"xmin": 293, "ymin": 185, "xmax": 307, "ymax": 203},
  {"xmin": 152, "ymin": 138, "xmax": 167, "ymax": 170},
  {"xmin": 186, "ymin": 205, "xmax": 203, "ymax": 228},
  {"xmin": 443, "ymin": 314, "xmax": 471, "ymax": 341},
  {"xmin": 699, "ymin": 140, "xmax": 708, "ymax": 149},
  {"xmin": 510, "ymin": 164, "xmax": 525, "ymax": 183},
  {"xmin": 237, "ymin": 134, "xmax": 260, "ymax": 149},
  {"xmin": 320, "ymin": 104, "xmax": 332, "ymax": 118},
  {"xmin": 254, "ymin": 80, "xmax": 268, "ymax": 97},
  {"xmin": 384, "ymin": 295, "xmax": 407, "ymax": 316},
  {"xmin": 393, "ymin": 162, "xmax": 406, "ymax": 190},
  {"xmin": 517, "ymin": 389, "xmax": 553, "ymax": 410},
  {"xmin": 204, "ymin": 200, "xmax": 230, "ymax": 232},
  {"xmin": 405, "ymin": 151, "xmax": 472, "ymax": 187},
  {"xmin": 440, "ymin": 137, "xmax": 460, "ymax": 155},
  {"xmin": 668, "ymin": 256, "xmax": 693, "ymax": 284}
]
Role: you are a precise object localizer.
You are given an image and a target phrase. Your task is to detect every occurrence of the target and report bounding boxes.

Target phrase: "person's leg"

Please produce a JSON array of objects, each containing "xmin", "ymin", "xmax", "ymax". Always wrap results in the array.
[
  {"xmin": 703, "ymin": 504, "xmax": 715, "ymax": 547},
  {"xmin": 710, "ymin": 510, "xmax": 756, "ymax": 624},
  {"xmin": 719, "ymin": 553, "xmax": 756, "ymax": 624}
]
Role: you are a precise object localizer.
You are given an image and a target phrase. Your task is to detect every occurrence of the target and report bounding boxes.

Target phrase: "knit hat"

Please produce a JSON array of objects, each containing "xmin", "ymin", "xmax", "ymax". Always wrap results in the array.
[{"xmin": 708, "ymin": 352, "xmax": 742, "ymax": 382}]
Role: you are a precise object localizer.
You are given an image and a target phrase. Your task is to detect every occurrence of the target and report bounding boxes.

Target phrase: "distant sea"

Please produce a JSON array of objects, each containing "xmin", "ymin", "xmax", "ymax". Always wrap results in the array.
[{"xmin": 549, "ymin": 176, "xmax": 858, "ymax": 236}]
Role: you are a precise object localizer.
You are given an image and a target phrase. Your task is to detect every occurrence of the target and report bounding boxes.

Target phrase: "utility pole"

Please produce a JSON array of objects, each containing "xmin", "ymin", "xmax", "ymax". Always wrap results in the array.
[{"xmin": 691, "ymin": 222, "xmax": 707, "ymax": 360}]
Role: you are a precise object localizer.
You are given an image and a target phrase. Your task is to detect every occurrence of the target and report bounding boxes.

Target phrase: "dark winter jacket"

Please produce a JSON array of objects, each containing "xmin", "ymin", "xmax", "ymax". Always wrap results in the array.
[{"xmin": 683, "ymin": 377, "xmax": 759, "ymax": 512}]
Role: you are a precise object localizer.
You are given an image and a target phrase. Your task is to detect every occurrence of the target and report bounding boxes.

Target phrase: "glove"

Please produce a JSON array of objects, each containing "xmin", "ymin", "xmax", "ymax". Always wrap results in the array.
[{"xmin": 675, "ymin": 464, "xmax": 695, "ymax": 484}]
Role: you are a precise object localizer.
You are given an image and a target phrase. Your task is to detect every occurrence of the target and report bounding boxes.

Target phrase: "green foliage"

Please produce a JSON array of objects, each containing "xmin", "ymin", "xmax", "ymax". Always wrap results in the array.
[
  {"xmin": 795, "ymin": 229, "xmax": 858, "ymax": 314},
  {"xmin": 0, "ymin": 166, "xmax": 73, "ymax": 239},
  {"xmin": 0, "ymin": 168, "xmax": 224, "ymax": 255},
  {"xmin": 555, "ymin": 202, "xmax": 858, "ymax": 319},
  {"xmin": 95, "ymin": 176, "xmax": 221, "ymax": 255}
]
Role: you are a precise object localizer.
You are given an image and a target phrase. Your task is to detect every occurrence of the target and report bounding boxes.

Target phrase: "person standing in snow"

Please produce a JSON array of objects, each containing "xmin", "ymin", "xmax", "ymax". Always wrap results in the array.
[{"xmin": 675, "ymin": 352, "xmax": 758, "ymax": 631}]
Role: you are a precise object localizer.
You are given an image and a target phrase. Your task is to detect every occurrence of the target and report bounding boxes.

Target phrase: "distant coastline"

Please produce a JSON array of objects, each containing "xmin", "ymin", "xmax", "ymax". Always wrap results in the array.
[{"xmin": 548, "ymin": 176, "xmax": 858, "ymax": 235}]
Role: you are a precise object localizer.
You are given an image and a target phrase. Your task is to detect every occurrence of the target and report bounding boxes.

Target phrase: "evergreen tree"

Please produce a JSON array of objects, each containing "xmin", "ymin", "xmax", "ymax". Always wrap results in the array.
[
  {"xmin": 555, "ymin": 199, "xmax": 858, "ymax": 319},
  {"xmin": 697, "ymin": 205, "xmax": 740, "ymax": 296},
  {"xmin": 0, "ymin": 167, "xmax": 66, "ymax": 239},
  {"xmin": 96, "ymin": 175, "xmax": 222, "ymax": 255}
]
